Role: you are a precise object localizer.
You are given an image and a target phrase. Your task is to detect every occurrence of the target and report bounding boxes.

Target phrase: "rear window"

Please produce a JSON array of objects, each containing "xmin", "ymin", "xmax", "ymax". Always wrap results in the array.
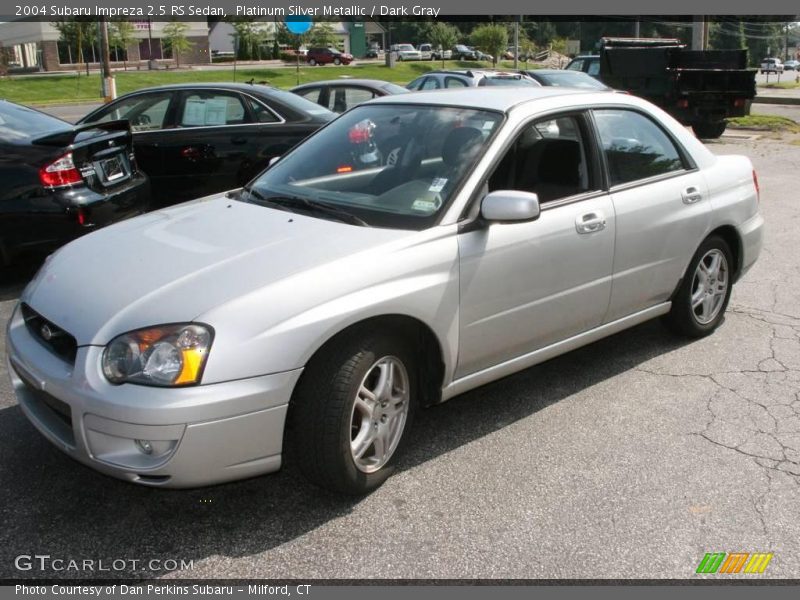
[
  {"xmin": 0, "ymin": 101, "xmax": 70, "ymax": 141},
  {"xmin": 381, "ymin": 83, "xmax": 410, "ymax": 95}
]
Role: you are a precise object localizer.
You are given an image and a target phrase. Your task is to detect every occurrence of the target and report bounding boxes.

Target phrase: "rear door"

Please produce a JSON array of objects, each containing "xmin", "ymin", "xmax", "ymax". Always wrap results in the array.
[{"xmin": 592, "ymin": 107, "xmax": 711, "ymax": 322}]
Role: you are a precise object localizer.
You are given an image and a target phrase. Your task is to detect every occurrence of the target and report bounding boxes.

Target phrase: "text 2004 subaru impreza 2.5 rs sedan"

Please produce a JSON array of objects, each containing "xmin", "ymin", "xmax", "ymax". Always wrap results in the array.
[{"xmin": 6, "ymin": 87, "xmax": 763, "ymax": 495}]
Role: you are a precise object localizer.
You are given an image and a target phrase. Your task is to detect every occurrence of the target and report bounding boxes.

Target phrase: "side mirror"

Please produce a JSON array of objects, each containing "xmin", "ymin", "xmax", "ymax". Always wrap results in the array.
[
  {"xmin": 480, "ymin": 190, "xmax": 541, "ymax": 223},
  {"xmin": 268, "ymin": 156, "xmax": 281, "ymax": 167}
]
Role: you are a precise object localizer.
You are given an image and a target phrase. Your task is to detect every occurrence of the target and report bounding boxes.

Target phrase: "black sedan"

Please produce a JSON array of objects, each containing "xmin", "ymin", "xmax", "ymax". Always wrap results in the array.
[
  {"xmin": 0, "ymin": 100, "xmax": 149, "ymax": 266},
  {"xmin": 522, "ymin": 69, "xmax": 612, "ymax": 90},
  {"xmin": 79, "ymin": 83, "xmax": 334, "ymax": 207},
  {"xmin": 291, "ymin": 79, "xmax": 408, "ymax": 113}
]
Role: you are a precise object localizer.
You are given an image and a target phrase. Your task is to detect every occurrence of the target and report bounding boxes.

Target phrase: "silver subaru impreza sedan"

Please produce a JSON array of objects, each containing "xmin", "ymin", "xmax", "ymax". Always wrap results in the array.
[{"xmin": 6, "ymin": 88, "xmax": 763, "ymax": 494}]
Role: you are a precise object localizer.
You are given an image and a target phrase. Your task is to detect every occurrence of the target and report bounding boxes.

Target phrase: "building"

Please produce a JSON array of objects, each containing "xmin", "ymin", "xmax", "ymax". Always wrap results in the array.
[{"xmin": 0, "ymin": 20, "xmax": 210, "ymax": 72}]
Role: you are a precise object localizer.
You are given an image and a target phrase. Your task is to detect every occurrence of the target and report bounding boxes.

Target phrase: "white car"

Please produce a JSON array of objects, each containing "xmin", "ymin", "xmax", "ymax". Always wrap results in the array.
[
  {"xmin": 392, "ymin": 44, "xmax": 422, "ymax": 61},
  {"xmin": 7, "ymin": 88, "xmax": 763, "ymax": 494},
  {"xmin": 760, "ymin": 58, "xmax": 784, "ymax": 74}
]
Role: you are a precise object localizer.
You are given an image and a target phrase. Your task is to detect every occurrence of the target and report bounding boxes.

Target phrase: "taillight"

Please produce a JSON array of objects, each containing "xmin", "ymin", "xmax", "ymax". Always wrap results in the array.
[
  {"xmin": 39, "ymin": 152, "xmax": 82, "ymax": 188},
  {"xmin": 752, "ymin": 169, "xmax": 760, "ymax": 203},
  {"xmin": 733, "ymin": 98, "xmax": 746, "ymax": 108},
  {"xmin": 677, "ymin": 99, "xmax": 689, "ymax": 109}
]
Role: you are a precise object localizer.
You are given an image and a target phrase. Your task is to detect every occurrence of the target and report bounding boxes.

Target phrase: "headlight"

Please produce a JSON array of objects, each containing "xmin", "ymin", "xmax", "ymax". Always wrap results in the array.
[{"xmin": 102, "ymin": 324, "xmax": 213, "ymax": 387}]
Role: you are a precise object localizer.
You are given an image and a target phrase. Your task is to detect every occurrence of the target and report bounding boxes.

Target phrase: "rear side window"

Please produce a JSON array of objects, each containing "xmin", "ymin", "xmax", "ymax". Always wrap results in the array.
[
  {"xmin": 89, "ymin": 92, "xmax": 172, "ymax": 131},
  {"xmin": 246, "ymin": 98, "xmax": 279, "ymax": 123},
  {"xmin": 593, "ymin": 109, "xmax": 685, "ymax": 187},
  {"xmin": 445, "ymin": 76, "xmax": 468, "ymax": 88},
  {"xmin": 180, "ymin": 92, "xmax": 249, "ymax": 127}
]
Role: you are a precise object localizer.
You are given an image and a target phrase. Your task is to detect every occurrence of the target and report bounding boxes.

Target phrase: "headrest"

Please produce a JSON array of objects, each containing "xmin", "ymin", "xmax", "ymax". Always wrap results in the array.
[{"xmin": 442, "ymin": 127, "xmax": 484, "ymax": 167}]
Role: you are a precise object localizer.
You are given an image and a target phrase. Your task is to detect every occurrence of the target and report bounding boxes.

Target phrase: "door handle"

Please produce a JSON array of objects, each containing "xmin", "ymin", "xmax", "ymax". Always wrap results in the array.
[
  {"xmin": 576, "ymin": 211, "xmax": 607, "ymax": 234},
  {"xmin": 682, "ymin": 186, "xmax": 703, "ymax": 204},
  {"xmin": 231, "ymin": 137, "xmax": 248, "ymax": 145}
]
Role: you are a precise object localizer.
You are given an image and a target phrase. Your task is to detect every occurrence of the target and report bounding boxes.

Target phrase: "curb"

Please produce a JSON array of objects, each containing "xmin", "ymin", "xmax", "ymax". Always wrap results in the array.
[{"xmin": 754, "ymin": 96, "xmax": 800, "ymax": 105}]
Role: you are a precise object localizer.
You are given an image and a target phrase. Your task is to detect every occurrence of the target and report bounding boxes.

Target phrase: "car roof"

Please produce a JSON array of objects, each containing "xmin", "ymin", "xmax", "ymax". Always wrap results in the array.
[
  {"xmin": 369, "ymin": 87, "xmax": 594, "ymax": 112},
  {"xmin": 116, "ymin": 82, "xmax": 281, "ymax": 94},
  {"xmin": 292, "ymin": 79, "xmax": 395, "ymax": 90}
]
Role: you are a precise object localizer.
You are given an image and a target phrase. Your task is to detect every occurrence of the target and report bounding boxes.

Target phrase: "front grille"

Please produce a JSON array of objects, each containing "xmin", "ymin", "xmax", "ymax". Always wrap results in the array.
[
  {"xmin": 12, "ymin": 362, "xmax": 75, "ymax": 446},
  {"xmin": 20, "ymin": 303, "xmax": 78, "ymax": 364}
]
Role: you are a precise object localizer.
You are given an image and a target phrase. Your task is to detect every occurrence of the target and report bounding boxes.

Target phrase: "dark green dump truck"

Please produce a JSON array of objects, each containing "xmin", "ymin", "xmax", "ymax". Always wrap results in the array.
[{"xmin": 566, "ymin": 37, "xmax": 757, "ymax": 139}]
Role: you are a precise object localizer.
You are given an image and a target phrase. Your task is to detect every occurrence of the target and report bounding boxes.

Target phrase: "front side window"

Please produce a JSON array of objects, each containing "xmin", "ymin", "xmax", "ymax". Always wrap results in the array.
[
  {"xmin": 420, "ymin": 77, "xmax": 441, "ymax": 90},
  {"xmin": 180, "ymin": 92, "xmax": 249, "ymax": 127},
  {"xmin": 89, "ymin": 92, "xmax": 172, "ymax": 131},
  {"xmin": 487, "ymin": 114, "xmax": 597, "ymax": 203},
  {"xmin": 566, "ymin": 59, "xmax": 584, "ymax": 72},
  {"xmin": 244, "ymin": 104, "xmax": 503, "ymax": 230},
  {"xmin": 593, "ymin": 109, "xmax": 685, "ymax": 187},
  {"xmin": 296, "ymin": 87, "xmax": 322, "ymax": 104}
]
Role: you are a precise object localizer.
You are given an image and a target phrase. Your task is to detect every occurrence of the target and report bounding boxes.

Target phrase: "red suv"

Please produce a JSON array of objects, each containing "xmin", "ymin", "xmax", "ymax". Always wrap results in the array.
[{"xmin": 307, "ymin": 47, "xmax": 353, "ymax": 66}]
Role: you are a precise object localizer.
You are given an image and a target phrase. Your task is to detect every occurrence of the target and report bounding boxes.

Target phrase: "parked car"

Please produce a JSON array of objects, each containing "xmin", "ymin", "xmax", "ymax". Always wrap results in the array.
[
  {"xmin": 291, "ymin": 79, "xmax": 408, "ymax": 113},
  {"xmin": 783, "ymin": 59, "xmax": 800, "ymax": 71},
  {"xmin": 504, "ymin": 46, "xmax": 532, "ymax": 62},
  {"xmin": 472, "ymin": 48, "xmax": 494, "ymax": 62},
  {"xmin": 760, "ymin": 58, "xmax": 784, "ymax": 74},
  {"xmin": 407, "ymin": 69, "xmax": 540, "ymax": 90},
  {"xmin": 6, "ymin": 88, "xmax": 763, "ymax": 494},
  {"xmin": 79, "ymin": 83, "xmax": 334, "ymax": 207},
  {"xmin": 565, "ymin": 54, "xmax": 602, "ymax": 78},
  {"xmin": 451, "ymin": 45, "xmax": 478, "ymax": 60},
  {"xmin": 306, "ymin": 47, "xmax": 353, "ymax": 66},
  {"xmin": 417, "ymin": 44, "xmax": 434, "ymax": 61},
  {"xmin": 433, "ymin": 47, "xmax": 453, "ymax": 61},
  {"xmin": 523, "ymin": 69, "xmax": 612, "ymax": 90},
  {"xmin": 364, "ymin": 47, "xmax": 380, "ymax": 59},
  {"xmin": 392, "ymin": 44, "xmax": 422, "ymax": 61},
  {"xmin": 0, "ymin": 100, "xmax": 149, "ymax": 265}
]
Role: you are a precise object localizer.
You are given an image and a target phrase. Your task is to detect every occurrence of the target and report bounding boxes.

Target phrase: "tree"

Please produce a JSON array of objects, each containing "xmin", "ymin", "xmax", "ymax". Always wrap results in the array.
[
  {"xmin": 52, "ymin": 18, "xmax": 97, "ymax": 75},
  {"xmin": 470, "ymin": 23, "xmax": 507, "ymax": 66},
  {"xmin": 308, "ymin": 22, "xmax": 339, "ymax": 49},
  {"xmin": 427, "ymin": 23, "xmax": 459, "ymax": 67},
  {"xmin": 162, "ymin": 21, "xmax": 193, "ymax": 68},
  {"xmin": 109, "ymin": 19, "xmax": 136, "ymax": 70}
]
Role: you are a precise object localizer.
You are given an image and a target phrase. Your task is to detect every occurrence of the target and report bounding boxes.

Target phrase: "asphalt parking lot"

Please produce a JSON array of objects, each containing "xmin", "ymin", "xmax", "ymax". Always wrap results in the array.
[{"xmin": 1, "ymin": 133, "xmax": 799, "ymax": 580}]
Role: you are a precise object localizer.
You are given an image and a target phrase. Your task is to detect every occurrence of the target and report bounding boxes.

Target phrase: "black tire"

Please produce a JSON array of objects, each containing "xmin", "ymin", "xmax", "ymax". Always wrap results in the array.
[
  {"xmin": 290, "ymin": 332, "xmax": 417, "ymax": 495},
  {"xmin": 308, "ymin": 58, "xmax": 316, "ymax": 66},
  {"xmin": 692, "ymin": 121, "xmax": 727, "ymax": 139},
  {"xmin": 663, "ymin": 235, "xmax": 734, "ymax": 338}
]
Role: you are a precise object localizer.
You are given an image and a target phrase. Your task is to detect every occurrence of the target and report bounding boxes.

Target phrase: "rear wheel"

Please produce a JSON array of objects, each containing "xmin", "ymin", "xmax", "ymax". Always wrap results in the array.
[
  {"xmin": 663, "ymin": 235, "xmax": 733, "ymax": 338},
  {"xmin": 692, "ymin": 120, "xmax": 727, "ymax": 139},
  {"xmin": 290, "ymin": 333, "xmax": 416, "ymax": 495}
]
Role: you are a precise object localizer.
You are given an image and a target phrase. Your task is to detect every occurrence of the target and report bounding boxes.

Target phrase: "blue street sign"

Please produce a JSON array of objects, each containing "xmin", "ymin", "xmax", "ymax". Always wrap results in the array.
[{"xmin": 285, "ymin": 16, "xmax": 313, "ymax": 35}]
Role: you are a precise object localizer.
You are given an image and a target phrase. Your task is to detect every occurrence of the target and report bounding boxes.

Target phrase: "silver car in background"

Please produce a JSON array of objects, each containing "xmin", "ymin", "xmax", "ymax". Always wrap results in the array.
[{"xmin": 6, "ymin": 88, "xmax": 763, "ymax": 494}]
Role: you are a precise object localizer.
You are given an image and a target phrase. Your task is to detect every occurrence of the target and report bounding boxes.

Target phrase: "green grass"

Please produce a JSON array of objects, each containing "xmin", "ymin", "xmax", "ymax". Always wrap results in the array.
[
  {"xmin": 758, "ymin": 80, "xmax": 800, "ymax": 89},
  {"xmin": 0, "ymin": 60, "xmax": 522, "ymax": 105},
  {"xmin": 727, "ymin": 113, "xmax": 800, "ymax": 132}
]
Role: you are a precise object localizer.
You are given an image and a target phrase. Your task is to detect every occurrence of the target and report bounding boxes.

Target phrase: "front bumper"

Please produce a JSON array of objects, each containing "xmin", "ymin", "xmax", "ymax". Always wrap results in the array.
[{"xmin": 6, "ymin": 305, "xmax": 302, "ymax": 488}]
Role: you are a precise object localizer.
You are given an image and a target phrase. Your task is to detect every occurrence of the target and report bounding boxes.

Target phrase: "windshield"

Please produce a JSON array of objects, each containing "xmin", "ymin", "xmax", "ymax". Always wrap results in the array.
[
  {"xmin": 244, "ymin": 104, "xmax": 503, "ymax": 230},
  {"xmin": 480, "ymin": 76, "xmax": 539, "ymax": 87},
  {"xmin": 397, "ymin": 45, "xmax": 415, "ymax": 52}
]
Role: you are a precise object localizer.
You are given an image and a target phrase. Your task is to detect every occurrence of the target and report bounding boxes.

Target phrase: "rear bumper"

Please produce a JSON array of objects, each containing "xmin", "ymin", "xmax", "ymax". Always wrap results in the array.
[
  {"xmin": 736, "ymin": 212, "xmax": 765, "ymax": 280},
  {"xmin": 6, "ymin": 304, "xmax": 302, "ymax": 488}
]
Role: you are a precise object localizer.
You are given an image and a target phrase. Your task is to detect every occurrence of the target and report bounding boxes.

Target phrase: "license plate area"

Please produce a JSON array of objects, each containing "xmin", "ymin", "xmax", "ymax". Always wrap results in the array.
[{"xmin": 95, "ymin": 152, "xmax": 131, "ymax": 187}]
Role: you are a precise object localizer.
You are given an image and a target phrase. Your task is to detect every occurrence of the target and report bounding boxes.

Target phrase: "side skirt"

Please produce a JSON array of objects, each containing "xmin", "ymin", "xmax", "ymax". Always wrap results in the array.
[{"xmin": 441, "ymin": 302, "xmax": 671, "ymax": 402}]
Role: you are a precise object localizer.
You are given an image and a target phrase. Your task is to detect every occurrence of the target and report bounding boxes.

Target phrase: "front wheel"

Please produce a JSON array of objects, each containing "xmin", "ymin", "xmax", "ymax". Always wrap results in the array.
[
  {"xmin": 663, "ymin": 235, "xmax": 734, "ymax": 338},
  {"xmin": 334, "ymin": 57, "xmax": 341, "ymax": 65},
  {"xmin": 308, "ymin": 58, "xmax": 316, "ymax": 66},
  {"xmin": 290, "ymin": 333, "xmax": 416, "ymax": 494}
]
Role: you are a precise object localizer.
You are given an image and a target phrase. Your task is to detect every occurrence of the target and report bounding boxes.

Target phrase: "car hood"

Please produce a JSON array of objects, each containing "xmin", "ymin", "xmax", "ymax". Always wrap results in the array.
[{"xmin": 22, "ymin": 196, "xmax": 413, "ymax": 345}]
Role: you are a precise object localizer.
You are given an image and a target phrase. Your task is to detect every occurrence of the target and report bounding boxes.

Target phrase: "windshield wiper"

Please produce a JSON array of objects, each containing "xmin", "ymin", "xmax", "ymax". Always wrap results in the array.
[{"xmin": 244, "ymin": 189, "xmax": 369, "ymax": 227}]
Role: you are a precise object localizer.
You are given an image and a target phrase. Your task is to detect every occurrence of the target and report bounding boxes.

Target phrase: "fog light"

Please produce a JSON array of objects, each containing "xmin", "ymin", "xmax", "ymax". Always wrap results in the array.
[{"xmin": 135, "ymin": 439, "xmax": 153, "ymax": 455}]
